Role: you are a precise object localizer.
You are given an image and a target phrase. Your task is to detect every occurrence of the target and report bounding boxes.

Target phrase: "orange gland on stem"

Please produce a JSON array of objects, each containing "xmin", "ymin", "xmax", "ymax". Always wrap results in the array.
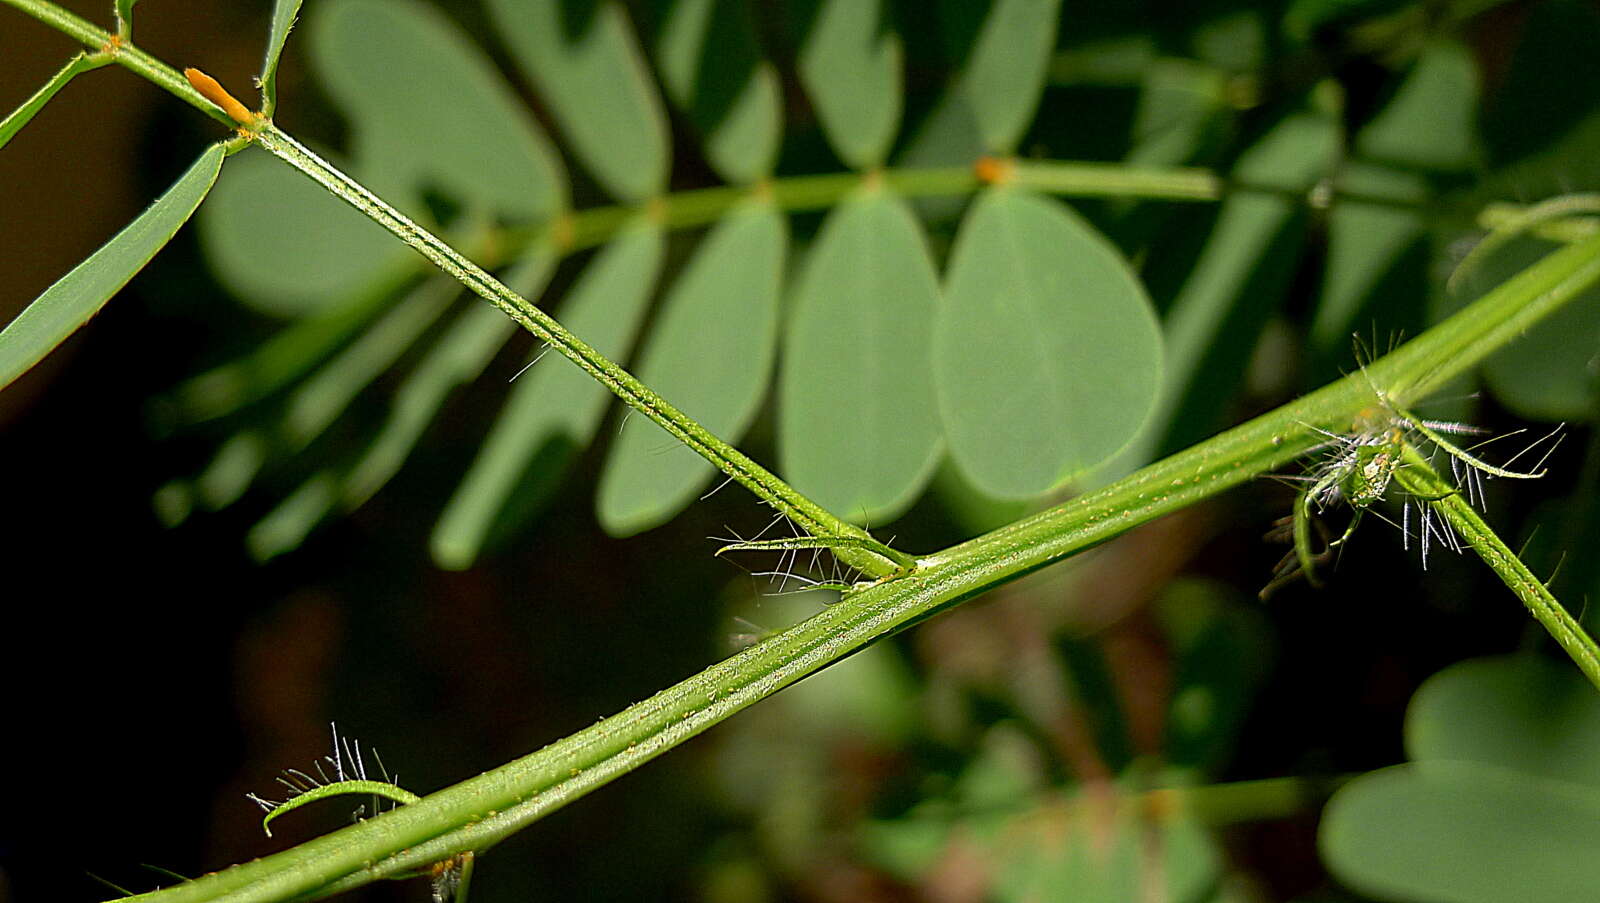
[
  {"xmin": 974, "ymin": 155, "xmax": 1014, "ymax": 186},
  {"xmin": 184, "ymin": 67, "xmax": 256, "ymax": 126}
]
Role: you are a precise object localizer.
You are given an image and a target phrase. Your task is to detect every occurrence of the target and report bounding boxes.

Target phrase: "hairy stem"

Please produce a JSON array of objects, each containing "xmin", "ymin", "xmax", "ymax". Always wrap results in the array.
[
  {"xmin": 251, "ymin": 125, "xmax": 888, "ymax": 571},
  {"xmin": 116, "ymin": 230, "xmax": 1600, "ymax": 903},
  {"xmin": 1395, "ymin": 444, "xmax": 1600, "ymax": 693}
]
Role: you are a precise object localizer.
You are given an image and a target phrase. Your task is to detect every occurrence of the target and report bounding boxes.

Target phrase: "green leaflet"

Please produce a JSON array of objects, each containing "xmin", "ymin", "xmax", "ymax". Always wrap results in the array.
[
  {"xmin": 340, "ymin": 301, "xmax": 519, "ymax": 509},
  {"xmin": 1407, "ymin": 656, "xmax": 1600, "ymax": 787},
  {"xmin": 1323, "ymin": 656, "xmax": 1600, "ymax": 903},
  {"xmin": 597, "ymin": 201, "xmax": 784, "ymax": 537},
  {"xmin": 1323, "ymin": 764, "xmax": 1600, "ymax": 903},
  {"xmin": 200, "ymin": 145, "xmax": 406, "ymax": 317},
  {"xmin": 0, "ymin": 143, "xmax": 225, "ymax": 393},
  {"xmin": 936, "ymin": 187, "xmax": 1162, "ymax": 499},
  {"xmin": 1127, "ymin": 109, "xmax": 1340, "ymax": 467},
  {"xmin": 1310, "ymin": 162, "xmax": 1430, "ymax": 362},
  {"xmin": 652, "ymin": 0, "xmax": 781, "ymax": 184},
  {"xmin": 432, "ymin": 222, "xmax": 665, "ymax": 569},
  {"xmin": 1449, "ymin": 231, "xmax": 1600, "ymax": 421},
  {"xmin": 896, "ymin": 0, "xmax": 1061, "ymax": 175},
  {"xmin": 779, "ymin": 187, "xmax": 941, "ymax": 525},
  {"xmin": 796, "ymin": 0, "xmax": 902, "ymax": 170},
  {"xmin": 1312, "ymin": 41, "xmax": 1481, "ymax": 370},
  {"xmin": 957, "ymin": 0, "xmax": 1060, "ymax": 153},
  {"xmin": 485, "ymin": 0, "xmax": 669, "ymax": 202},
  {"xmin": 1356, "ymin": 40, "xmax": 1480, "ymax": 172},
  {"xmin": 312, "ymin": 0, "xmax": 566, "ymax": 220},
  {"xmin": 259, "ymin": 0, "xmax": 304, "ymax": 117}
]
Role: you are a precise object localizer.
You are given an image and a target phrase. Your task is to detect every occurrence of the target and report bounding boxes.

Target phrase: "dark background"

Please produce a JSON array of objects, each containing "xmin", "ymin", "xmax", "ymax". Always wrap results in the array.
[{"xmin": 1, "ymin": 2, "xmax": 1589, "ymax": 902}]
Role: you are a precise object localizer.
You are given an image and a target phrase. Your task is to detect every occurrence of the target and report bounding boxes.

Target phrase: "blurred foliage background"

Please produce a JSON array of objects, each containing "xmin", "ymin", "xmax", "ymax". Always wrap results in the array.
[{"xmin": 3, "ymin": 0, "xmax": 1600, "ymax": 901}]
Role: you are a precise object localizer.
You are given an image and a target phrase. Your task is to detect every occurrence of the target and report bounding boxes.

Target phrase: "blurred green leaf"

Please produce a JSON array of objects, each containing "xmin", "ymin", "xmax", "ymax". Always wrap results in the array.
[
  {"xmin": 1125, "ymin": 59, "xmax": 1229, "ymax": 168},
  {"xmin": 597, "ymin": 201, "xmax": 784, "ymax": 537},
  {"xmin": 796, "ymin": 0, "xmax": 902, "ymax": 169},
  {"xmin": 953, "ymin": 0, "xmax": 1062, "ymax": 154},
  {"xmin": 486, "ymin": 0, "xmax": 669, "ymax": 202},
  {"xmin": 653, "ymin": 0, "xmax": 780, "ymax": 184},
  {"xmin": 936, "ymin": 187, "xmax": 1162, "ymax": 498},
  {"xmin": 1447, "ymin": 233, "xmax": 1600, "ymax": 421},
  {"xmin": 1156, "ymin": 579, "xmax": 1272, "ymax": 772},
  {"xmin": 994, "ymin": 808, "xmax": 1219, "ymax": 903},
  {"xmin": 1355, "ymin": 41, "xmax": 1479, "ymax": 171},
  {"xmin": 1406, "ymin": 655, "xmax": 1600, "ymax": 789},
  {"xmin": 248, "ymin": 471, "xmax": 337, "ymax": 561},
  {"xmin": 1321, "ymin": 762, "xmax": 1600, "ymax": 903},
  {"xmin": 0, "ymin": 143, "xmax": 224, "ymax": 393},
  {"xmin": 342, "ymin": 301, "xmax": 518, "ymax": 508},
  {"xmin": 259, "ymin": 0, "xmax": 304, "ymax": 117},
  {"xmin": 1323, "ymin": 655, "xmax": 1600, "ymax": 903},
  {"xmin": 432, "ymin": 223, "xmax": 664, "ymax": 569},
  {"xmin": 200, "ymin": 145, "xmax": 405, "ymax": 317},
  {"xmin": 313, "ymin": 0, "xmax": 566, "ymax": 220},
  {"xmin": 1480, "ymin": 0, "xmax": 1600, "ymax": 168},
  {"xmin": 779, "ymin": 187, "xmax": 942, "ymax": 524},
  {"xmin": 1311, "ymin": 163, "xmax": 1429, "ymax": 363},
  {"xmin": 1120, "ymin": 110, "xmax": 1339, "ymax": 470},
  {"xmin": 282, "ymin": 276, "xmax": 460, "ymax": 450}
]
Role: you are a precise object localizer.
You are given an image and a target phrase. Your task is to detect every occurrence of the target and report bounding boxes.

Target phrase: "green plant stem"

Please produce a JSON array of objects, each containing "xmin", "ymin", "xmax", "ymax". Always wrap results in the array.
[
  {"xmin": 2, "ymin": 0, "xmax": 240, "ymax": 129},
  {"xmin": 250, "ymin": 125, "xmax": 891, "ymax": 574},
  {"xmin": 1394, "ymin": 444, "xmax": 1600, "ymax": 693},
  {"xmin": 118, "ymin": 229, "xmax": 1600, "ymax": 903},
  {"xmin": 1010, "ymin": 159, "xmax": 1221, "ymax": 200}
]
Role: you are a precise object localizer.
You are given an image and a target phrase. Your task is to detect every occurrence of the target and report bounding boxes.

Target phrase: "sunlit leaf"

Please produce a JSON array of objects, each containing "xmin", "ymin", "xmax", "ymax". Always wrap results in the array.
[
  {"xmin": 259, "ymin": 0, "xmax": 304, "ymax": 117},
  {"xmin": 312, "ymin": 0, "xmax": 566, "ymax": 219},
  {"xmin": 597, "ymin": 202, "xmax": 783, "ymax": 537},
  {"xmin": 796, "ymin": 0, "xmax": 901, "ymax": 169},
  {"xmin": 780, "ymin": 187, "xmax": 941, "ymax": 524},
  {"xmin": 486, "ymin": 0, "xmax": 669, "ymax": 202},
  {"xmin": 0, "ymin": 143, "xmax": 224, "ymax": 393},
  {"xmin": 432, "ymin": 223, "xmax": 665, "ymax": 569},
  {"xmin": 653, "ymin": 0, "xmax": 781, "ymax": 183},
  {"xmin": 936, "ymin": 187, "xmax": 1162, "ymax": 498}
]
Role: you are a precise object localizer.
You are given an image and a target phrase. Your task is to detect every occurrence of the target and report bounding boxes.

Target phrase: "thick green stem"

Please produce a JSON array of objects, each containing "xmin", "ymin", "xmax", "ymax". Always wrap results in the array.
[
  {"xmin": 1395, "ymin": 445, "xmax": 1600, "ymax": 693},
  {"xmin": 115, "ymin": 229, "xmax": 1600, "ymax": 903}
]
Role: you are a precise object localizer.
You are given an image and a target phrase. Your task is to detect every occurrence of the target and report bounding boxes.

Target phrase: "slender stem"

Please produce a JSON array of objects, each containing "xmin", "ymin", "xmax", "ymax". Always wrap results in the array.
[
  {"xmin": 251, "ymin": 125, "xmax": 892, "ymax": 572},
  {"xmin": 1395, "ymin": 444, "xmax": 1600, "ymax": 693},
  {"xmin": 117, "ymin": 229, "xmax": 1600, "ymax": 903},
  {"xmin": 2, "ymin": 0, "xmax": 239, "ymax": 128}
]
